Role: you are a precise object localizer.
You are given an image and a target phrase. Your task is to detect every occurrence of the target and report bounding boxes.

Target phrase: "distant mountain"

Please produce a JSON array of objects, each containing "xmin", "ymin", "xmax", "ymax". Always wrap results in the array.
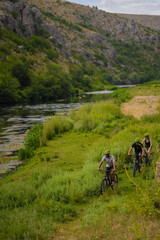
[
  {"xmin": 0, "ymin": 0, "xmax": 160, "ymax": 105},
  {"xmin": 117, "ymin": 13, "xmax": 160, "ymax": 32}
]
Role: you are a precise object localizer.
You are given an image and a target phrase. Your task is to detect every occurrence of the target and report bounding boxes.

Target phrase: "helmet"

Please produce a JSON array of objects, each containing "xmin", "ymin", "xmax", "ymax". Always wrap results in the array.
[
  {"xmin": 135, "ymin": 138, "xmax": 140, "ymax": 142},
  {"xmin": 145, "ymin": 133, "xmax": 149, "ymax": 137},
  {"xmin": 104, "ymin": 150, "xmax": 110, "ymax": 155}
]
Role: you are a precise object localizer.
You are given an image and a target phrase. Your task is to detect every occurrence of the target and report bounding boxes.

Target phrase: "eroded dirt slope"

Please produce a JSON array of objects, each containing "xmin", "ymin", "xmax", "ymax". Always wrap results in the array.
[{"xmin": 121, "ymin": 96, "xmax": 160, "ymax": 119}]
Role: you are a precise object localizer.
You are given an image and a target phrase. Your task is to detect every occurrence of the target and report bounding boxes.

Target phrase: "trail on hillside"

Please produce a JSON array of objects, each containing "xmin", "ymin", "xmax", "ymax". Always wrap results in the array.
[{"xmin": 121, "ymin": 95, "xmax": 160, "ymax": 119}]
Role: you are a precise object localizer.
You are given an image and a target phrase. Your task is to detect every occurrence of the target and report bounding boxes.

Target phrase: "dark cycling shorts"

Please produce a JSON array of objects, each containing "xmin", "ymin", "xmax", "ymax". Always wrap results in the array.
[
  {"xmin": 106, "ymin": 166, "xmax": 113, "ymax": 171},
  {"xmin": 135, "ymin": 152, "xmax": 142, "ymax": 161},
  {"xmin": 145, "ymin": 146, "xmax": 152, "ymax": 150}
]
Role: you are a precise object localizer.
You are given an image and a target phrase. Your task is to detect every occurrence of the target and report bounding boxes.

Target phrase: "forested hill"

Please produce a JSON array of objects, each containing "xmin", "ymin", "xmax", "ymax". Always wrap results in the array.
[{"xmin": 0, "ymin": 0, "xmax": 160, "ymax": 105}]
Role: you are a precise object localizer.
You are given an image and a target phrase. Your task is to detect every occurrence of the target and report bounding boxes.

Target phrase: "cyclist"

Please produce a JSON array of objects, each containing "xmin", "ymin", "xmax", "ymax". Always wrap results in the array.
[
  {"xmin": 142, "ymin": 133, "xmax": 152, "ymax": 162},
  {"xmin": 128, "ymin": 137, "xmax": 144, "ymax": 166},
  {"xmin": 97, "ymin": 150, "xmax": 116, "ymax": 185}
]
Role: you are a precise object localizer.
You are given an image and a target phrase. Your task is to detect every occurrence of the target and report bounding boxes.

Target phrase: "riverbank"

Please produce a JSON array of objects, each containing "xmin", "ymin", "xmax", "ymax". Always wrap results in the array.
[{"xmin": 0, "ymin": 84, "xmax": 160, "ymax": 240}]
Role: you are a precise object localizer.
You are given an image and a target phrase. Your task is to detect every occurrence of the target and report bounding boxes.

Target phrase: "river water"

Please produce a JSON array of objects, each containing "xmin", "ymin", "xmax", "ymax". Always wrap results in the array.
[{"xmin": 0, "ymin": 102, "xmax": 82, "ymax": 155}]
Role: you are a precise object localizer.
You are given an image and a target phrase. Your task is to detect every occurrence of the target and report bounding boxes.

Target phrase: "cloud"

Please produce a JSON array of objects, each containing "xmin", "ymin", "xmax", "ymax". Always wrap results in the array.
[{"xmin": 99, "ymin": 0, "xmax": 160, "ymax": 15}]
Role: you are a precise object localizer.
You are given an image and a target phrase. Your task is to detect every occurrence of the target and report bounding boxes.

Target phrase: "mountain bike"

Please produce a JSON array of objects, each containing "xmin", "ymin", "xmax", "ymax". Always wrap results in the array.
[
  {"xmin": 129, "ymin": 154, "xmax": 142, "ymax": 177},
  {"xmin": 99, "ymin": 169, "xmax": 118, "ymax": 195},
  {"xmin": 144, "ymin": 150, "xmax": 152, "ymax": 167}
]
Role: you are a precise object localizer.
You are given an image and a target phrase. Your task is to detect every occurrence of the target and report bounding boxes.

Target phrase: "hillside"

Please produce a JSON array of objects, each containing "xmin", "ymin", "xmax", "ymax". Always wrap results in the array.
[
  {"xmin": 117, "ymin": 13, "xmax": 160, "ymax": 32},
  {"xmin": 0, "ymin": 0, "xmax": 160, "ymax": 105}
]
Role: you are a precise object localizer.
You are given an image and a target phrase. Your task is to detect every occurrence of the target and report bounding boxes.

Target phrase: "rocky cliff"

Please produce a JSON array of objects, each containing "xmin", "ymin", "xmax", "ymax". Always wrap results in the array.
[
  {"xmin": 0, "ymin": 0, "xmax": 160, "ymax": 102},
  {"xmin": 0, "ymin": 0, "xmax": 64, "ymax": 43}
]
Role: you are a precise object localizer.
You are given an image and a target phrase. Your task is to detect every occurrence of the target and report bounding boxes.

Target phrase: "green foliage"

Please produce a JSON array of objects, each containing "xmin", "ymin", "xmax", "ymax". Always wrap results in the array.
[
  {"xmin": 0, "ymin": 208, "xmax": 56, "ymax": 240},
  {"xmin": 25, "ymin": 35, "xmax": 51, "ymax": 52},
  {"xmin": 110, "ymin": 88, "xmax": 132, "ymax": 103},
  {"xmin": 41, "ymin": 10, "xmax": 82, "ymax": 32},
  {"xmin": 11, "ymin": 59, "xmax": 31, "ymax": 88},
  {"xmin": 107, "ymin": 38, "xmax": 160, "ymax": 84},
  {"xmin": 45, "ymin": 49, "xmax": 59, "ymax": 61},
  {"xmin": 19, "ymin": 124, "xmax": 43, "ymax": 159},
  {"xmin": 19, "ymin": 23, "xmax": 27, "ymax": 33},
  {"xmin": 9, "ymin": 0, "xmax": 19, "ymax": 2},
  {"xmin": 69, "ymin": 100, "xmax": 124, "ymax": 133},
  {"xmin": 127, "ymin": 182, "xmax": 160, "ymax": 217},
  {"xmin": 0, "ymin": 182, "xmax": 36, "ymax": 210},
  {"xmin": 41, "ymin": 114, "xmax": 74, "ymax": 146},
  {"xmin": 94, "ymin": 51, "xmax": 108, "ymax": 66},
  {"xmin": 10, "ymin": 10, "xmax": 18, "ymax": 19},
  {"xmin": 31, "ymin": 63, "xmax": 71, "ymax": 103},
  {"xmin": 0, "ymin": 73, "xmax": 19, "ymax": 105},
  {"xmin": 1, "ymin": 89, "xmax": 160, "ymax": 238}
]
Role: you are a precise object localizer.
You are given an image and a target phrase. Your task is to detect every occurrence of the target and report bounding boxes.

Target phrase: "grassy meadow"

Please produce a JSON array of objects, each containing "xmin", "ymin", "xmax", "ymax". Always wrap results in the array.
[{"xmin": 0, "ymin": 84, "xmax": 160, "ymax": 240}]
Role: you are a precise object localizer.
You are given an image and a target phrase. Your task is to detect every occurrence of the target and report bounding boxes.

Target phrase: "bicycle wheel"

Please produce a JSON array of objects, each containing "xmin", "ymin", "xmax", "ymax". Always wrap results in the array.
[
  {"xmin": 138, "ymin": 164, "xmax": 141, "ymax": 172},
  {"xmin": 133, "ymin": 161, "xmax": 137, "ymax": 177},
  {"xmin": 111, "ymin": 174, "xmax": 118, "ymax": 190},
  {"xmin": 100, "ymin": 178, "xmax": 109, "ymax": 195},
  {"xmin": 145, "ymin": 155, "xmax": 148, "ymax": 167}
]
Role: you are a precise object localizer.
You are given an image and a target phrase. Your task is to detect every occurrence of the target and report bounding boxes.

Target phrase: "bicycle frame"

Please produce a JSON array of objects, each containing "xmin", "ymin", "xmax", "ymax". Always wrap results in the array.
[
  {"xmin": 133, "ymin": 154, "xmax": 141, "ymax": 177},
  {"xmin": 99, "ymin": 169, "xmax": 118, "ymax": 194}
]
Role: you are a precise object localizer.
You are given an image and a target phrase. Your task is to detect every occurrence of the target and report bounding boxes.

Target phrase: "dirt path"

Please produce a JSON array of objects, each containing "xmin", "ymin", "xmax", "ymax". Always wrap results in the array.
[{"xmin": 121, "ymin": 95, "xmax": 160, "ymax": 119}]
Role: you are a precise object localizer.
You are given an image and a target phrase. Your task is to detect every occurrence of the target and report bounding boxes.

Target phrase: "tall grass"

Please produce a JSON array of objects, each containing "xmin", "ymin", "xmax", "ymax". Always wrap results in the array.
[
  {"xmin": 40, "ymin": 114, "xmax": 74, "ymax": 146},
  {"xmin": 19, "ymin": 115, "xmax": 74, "ymax": 159},
  {"xmin": 18, "ymin": 124, "xmax": 43, "ymax": 159},
  {"xmin": 1, "ymin": 87, "xmax": 160, "ymax": 239},
  {"xmin": 69, "ymin": 100, "xmax": 126, "ymax": 134}
]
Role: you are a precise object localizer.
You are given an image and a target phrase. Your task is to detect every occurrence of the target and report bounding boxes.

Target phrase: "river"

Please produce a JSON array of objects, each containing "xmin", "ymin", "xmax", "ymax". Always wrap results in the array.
[{"xmin": 0, "ymin": 86, "xmax": 135, "ymax": 166}]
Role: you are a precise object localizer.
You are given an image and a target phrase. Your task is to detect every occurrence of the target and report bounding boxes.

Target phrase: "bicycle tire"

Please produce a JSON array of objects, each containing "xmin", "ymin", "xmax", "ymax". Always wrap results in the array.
[
  {"xmin": 133, "ymin": 161, "xmax": 136, "ymax": 177},
  {"xmin": 138, "ymin": 164, "xmax": 141, "ymax": 173},
  {"xmin": 100, "ymin": 178, "xmax": 109, "ymax": 195},
  {"xmin": 111, "ymin": 174, "xmax": 118, "ymax": 190},
  {"xmin": 144, "ymin": 154, "xmax": 149, "ymax": 167}
]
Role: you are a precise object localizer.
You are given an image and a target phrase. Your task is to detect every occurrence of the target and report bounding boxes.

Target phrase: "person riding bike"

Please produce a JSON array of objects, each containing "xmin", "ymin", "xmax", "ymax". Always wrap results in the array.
[
  {"xmin": 128, "ymin": 138, "xmax": 144, "ymax": 166},
  {"xmin": 97, "ymin": 150, "xmax": 116, "ymax": 185},
  {"xmin": 142, "ymin": 133, "xmax": 152, "ymax": 162}
]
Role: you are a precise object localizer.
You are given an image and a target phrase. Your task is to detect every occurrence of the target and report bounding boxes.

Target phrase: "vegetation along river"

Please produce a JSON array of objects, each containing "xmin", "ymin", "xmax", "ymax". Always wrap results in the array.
[{"xmin": 0, "ymin": 86, "xmax": 134, "ymax": 166}]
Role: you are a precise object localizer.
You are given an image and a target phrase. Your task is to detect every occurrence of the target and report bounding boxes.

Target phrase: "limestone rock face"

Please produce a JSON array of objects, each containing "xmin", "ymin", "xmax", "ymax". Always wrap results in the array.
[{"xmin": 0, "ymin": 0, "xmax": 64, "ymax": 43}]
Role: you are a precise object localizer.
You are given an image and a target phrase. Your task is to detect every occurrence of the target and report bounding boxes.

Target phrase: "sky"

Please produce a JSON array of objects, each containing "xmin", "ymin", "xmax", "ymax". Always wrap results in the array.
[{"xmin": 68, "ymin": 0, "xmax": 160, "ymax": 15}]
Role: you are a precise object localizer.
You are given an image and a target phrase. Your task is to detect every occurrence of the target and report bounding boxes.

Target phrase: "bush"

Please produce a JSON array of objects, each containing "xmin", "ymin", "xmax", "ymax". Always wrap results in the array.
[
  {"xmin": 19, "ymin": 124, "xmax": 43, "ymax": 159},
  {"xmin": 0, "ymin": 73, "xmax": 20, "ymax": 105},
  {"xmin": 11, "ymin": 60, "xmax": 31, "ymax": 88},
  {"xmin": 46, "ymin": 49, "xmax": 59, "ymax": 61}
]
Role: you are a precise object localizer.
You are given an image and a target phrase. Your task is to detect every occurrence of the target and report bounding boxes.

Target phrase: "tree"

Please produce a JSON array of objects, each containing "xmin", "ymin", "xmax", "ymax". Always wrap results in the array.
[
  {"xmin": 11, "ymin": 61, "xmax": 31, "ymax": 89},
  {"xmin": 0, "ymin": 73, "xmax": 19, "ymax": 105}
]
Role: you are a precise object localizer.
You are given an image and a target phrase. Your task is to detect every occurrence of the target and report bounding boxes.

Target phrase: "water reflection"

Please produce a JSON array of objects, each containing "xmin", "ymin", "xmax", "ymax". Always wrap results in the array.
[{"xmin": 0, "ymin": 102, "xmax": 82, "ymax": 151}]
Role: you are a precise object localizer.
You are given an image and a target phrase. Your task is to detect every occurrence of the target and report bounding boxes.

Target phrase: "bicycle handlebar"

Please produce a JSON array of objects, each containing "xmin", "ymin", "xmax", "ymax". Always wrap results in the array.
[{"xmin": 99, "ymin": 169, "xmax": 112, "ymax": 173}]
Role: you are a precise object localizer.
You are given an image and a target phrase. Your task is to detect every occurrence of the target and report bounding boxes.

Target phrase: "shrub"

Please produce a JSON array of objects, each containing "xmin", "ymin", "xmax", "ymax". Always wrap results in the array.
[
  {"xmin": 19, "ymin": 124, "xmax": 43, "ymax": 159},
  {"xmin": 11, "ymin": 60, "xmax": 31, "ymax": 88},
  {"xmin": 10, "ymin": 10, "xmax": 18, "ymax": 19},
  {"xmin": 46, "ymin": 49, "xmax": 59, "ymax": 61},
  {"xmin": 0, "ymin": 73, "xmax": 20, "ymax": 105}
]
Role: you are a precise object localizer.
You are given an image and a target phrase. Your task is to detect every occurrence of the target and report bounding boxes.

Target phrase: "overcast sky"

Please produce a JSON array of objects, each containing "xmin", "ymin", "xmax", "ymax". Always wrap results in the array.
[{"xmin": 68, "ymin": 0, "xmax": 160, "ymax": 15}]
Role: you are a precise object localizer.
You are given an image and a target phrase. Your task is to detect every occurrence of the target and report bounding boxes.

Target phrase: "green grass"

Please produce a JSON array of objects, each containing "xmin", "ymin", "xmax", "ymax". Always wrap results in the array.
[{"xmin": 0, "ymin": 86, "xmax": 160, "ymax": 239}]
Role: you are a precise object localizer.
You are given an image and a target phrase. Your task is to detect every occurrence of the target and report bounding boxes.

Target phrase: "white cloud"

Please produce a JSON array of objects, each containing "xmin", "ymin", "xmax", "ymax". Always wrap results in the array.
[{"xmin": 99, "ymin": 0, "xmax": 160, "ymax": 15}]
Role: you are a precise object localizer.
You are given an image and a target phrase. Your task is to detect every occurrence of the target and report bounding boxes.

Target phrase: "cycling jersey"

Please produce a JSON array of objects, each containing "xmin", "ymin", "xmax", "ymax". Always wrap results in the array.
[
  {"xmin": 145, "ymin": 138, "xmax": 151, "ymax": 149},
  {"xmin": 132, "ymin": 142, "xmax": 143, "ymax": 155},
  {"xmin": 102, "ymin": 155, "xmax": 115, "ymax": 168}
]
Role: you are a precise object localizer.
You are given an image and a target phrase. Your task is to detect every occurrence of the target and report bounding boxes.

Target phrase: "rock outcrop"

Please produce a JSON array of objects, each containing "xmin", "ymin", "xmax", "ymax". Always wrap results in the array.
[{"xmin": 0, "ymin": 0, "xmax": 64, "ymax": 43}]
